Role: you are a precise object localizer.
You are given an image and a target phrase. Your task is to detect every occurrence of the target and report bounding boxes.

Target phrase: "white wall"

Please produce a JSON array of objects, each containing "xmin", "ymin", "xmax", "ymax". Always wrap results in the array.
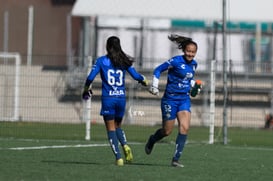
[{"xmin": 73, "ymin": 0, "xmax": 273, "ymax": 22}]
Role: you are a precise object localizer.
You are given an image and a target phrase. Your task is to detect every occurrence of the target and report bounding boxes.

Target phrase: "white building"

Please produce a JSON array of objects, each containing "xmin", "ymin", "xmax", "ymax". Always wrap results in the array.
[{"xmin": 71, "ymin": 0, "xmax": 273, "ymax": 73}]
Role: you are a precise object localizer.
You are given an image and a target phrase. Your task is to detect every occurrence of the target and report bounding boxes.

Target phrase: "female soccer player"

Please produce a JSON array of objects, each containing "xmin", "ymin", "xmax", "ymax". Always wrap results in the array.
[
  {"xmin": 145, "ymin": 34, "xmax": 202, "ymax": 167},
  {"xmin": 82, "ymin": 36, "xmax": 148, "ymax": 166}
]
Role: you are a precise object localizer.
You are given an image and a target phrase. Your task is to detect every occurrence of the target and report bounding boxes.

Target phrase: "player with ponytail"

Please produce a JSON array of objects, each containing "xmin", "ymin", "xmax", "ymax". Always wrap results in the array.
[
  {"xmin": 146, "ymin": 34, "xmax": 202, "ymax": 167},
  {"xmin": 83, "ymin": 36, "xmax": 148, "ymax": 166}
]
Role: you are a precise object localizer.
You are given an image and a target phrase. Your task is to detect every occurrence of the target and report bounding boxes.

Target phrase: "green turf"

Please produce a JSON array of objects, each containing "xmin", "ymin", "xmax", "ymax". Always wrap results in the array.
[
  {"xmin": 1, "ymin": 140, "xmax": 273, "ymax": 181},
  {"xmin": 1, "ymin": 122, "xmax": 273, "ymax": 180},
  {"xmin": 1, "ymin": 122, "xmax": 273, "ymax": 147}
]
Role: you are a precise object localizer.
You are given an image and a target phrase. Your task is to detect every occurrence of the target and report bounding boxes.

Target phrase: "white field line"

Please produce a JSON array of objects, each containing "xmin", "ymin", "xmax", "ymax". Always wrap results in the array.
[
  {"xmin": 1, "ymin": 142, "xmax": 142, "ymax": 151},
  {"xmin": 1, "ymin": 140, "xmax": 272, "ymax": 152},
  {"xmin": 3, "ymin": 143, "xmax": 109, "ymax": 150}
]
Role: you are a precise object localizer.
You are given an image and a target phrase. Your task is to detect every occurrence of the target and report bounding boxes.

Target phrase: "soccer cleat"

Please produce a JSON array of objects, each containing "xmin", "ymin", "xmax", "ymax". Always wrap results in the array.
[
  {"xmin": 123, "ymin": 145, "xmax": 133, "ymax": 163},
  {"xmin": 145, "ymin": 135, "xmax": 154, "ymax": 155},
  {"xmin": 116, "ymin": 158, "xmax": 124, "ymax": 166},
  {"xmin": 171, "ymin": 160, "xmax": 184, "ymax": 168}
]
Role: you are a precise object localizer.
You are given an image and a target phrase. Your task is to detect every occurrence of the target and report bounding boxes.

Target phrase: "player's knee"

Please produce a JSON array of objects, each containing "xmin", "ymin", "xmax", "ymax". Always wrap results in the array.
[
  {"xmin": 180, "ymin": 126, "xmax": 189, "ymax": 134},
  {"xmin": 163, "ymin": 129, "xmax": 172, "ymax": 136}
]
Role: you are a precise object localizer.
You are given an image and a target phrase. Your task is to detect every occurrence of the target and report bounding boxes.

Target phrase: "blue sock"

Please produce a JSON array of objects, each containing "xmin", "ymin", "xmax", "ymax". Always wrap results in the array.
[
  {"xmin": 173, "ymin": 133, "xmax": 187, "ymax": 161},
  {"xmin": 116, "ymin": 127, "xmax": 127, "ymax": 146},
  {"xmin": 107, "ymin": 130, "xmax": 121, "ymax": 160}
]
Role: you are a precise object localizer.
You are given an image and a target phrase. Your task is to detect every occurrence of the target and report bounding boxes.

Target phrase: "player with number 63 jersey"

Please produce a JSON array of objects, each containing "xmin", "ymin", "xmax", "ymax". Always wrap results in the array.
[
  {"xmin": 86, "ymin": 55, "xmax": 146, "ymax": 98},
  {"xmin": 83, "ymin": 36, "xmax": 148, "ymax": 166}
]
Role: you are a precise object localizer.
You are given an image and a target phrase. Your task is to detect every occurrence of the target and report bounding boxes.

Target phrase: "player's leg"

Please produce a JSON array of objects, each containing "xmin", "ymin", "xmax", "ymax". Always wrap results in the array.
[
  {"xmin": 114, "ymin": 98, "xmax": 127, "ymax": 146},
  {"xmin": 145, "ymin": 99, "xmax": 176, "ymax": 154},
  {"xmin": 104, "ymin": 116, "xmax": 123, "ymax": 166},
  {"xmin": 101, "ymin": 98, "xmax": 123, "ymax": 165},
  {"xmin": 115, "ymin": 118, "xmax": 133, "ymax": 163},
  {"xmin": 115, "ymin": 99, "xmax": 133, "ymax": 163},
  {"xmin": 115, "ymin": 120, "xmax": 127, "ymax": 146},
  {"xmin": 145, "ymin": 120, "xmax": 175, "ymax": 155},
  {"xmin": 172, "ymin": 98, "xmax": 191, "ymax": 167}
]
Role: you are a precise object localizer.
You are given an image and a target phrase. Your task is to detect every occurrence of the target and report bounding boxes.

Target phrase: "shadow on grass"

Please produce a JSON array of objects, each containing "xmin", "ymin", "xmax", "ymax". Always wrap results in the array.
[
  {"xmin": 42, "ymin": 160, "xmax": 168, "ymax": 167},
  {"xmin": 41, "ymin": 160, "xmax": 100, "ymax": 165},
  {"xmin": 126, "ymin": 162, "xmax": 169, "ymax": 167}
]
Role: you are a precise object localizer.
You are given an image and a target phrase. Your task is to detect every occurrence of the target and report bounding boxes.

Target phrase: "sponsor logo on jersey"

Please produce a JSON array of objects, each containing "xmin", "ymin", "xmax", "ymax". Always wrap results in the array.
[
  {"xmin": 109, "ymin": 86, "xmax": 124, "ymax": 96},
  {"xmin": 186, "ymin": 72, "xmax": 193, "ymax": 78},
  {"xmin": 178, "ymin": 82, "xmax": 190, "ymax": 88},
  {"xmin": 109, "ymin": 90, "xmax": 125, "ymax": 96}
]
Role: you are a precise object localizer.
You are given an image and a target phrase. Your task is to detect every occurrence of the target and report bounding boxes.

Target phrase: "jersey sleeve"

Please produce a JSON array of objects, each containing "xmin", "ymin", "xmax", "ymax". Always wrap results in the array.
[
  {"xmin": 153, "ymin": 60, "xmax": 171, "ymax": 79},
  {"xmin": 127, "ymin": 66, "xmax": 144, "ymax": 81},
  {"xmin": 84, "ymin": 60, "xmax": 101, "ymax": 88}
]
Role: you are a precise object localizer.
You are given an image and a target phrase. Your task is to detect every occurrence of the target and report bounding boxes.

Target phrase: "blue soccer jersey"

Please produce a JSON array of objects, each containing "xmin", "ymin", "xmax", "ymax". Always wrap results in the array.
[
  {"xmin": 154, "ymin": 55, "xmax": 197, "ymax": 100},
  {"xmin": 153, "ymin": 55, "xmax": 198, "ymax": 120},
  {"xmin": 86, "ymin": 55, "xmax": 145, "ymax": 98},
  {"xmin": 85, "ymin": 55, "xmax": 145, "ymax": 117}
]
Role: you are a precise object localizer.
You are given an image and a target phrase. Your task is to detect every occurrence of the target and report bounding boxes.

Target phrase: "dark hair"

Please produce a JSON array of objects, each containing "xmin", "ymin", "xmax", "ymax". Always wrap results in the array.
[
  {"xmin": 106, "ymin": 36, "xmax": 134, "ymax": 68},
  {"xmin": 168, "ymin": 34, "xmax": 198, "ymax": 51}
]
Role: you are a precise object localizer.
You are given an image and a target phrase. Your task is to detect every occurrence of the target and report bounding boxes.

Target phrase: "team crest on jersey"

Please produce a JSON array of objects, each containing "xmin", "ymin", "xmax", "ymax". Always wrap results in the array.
[
  {"xmin": 181, "ymin": 64, "xmax": 186, "ymax": 69},
  {"xmin": 103, "ymin": 58, "xmax": 111, "ymax": 66}
]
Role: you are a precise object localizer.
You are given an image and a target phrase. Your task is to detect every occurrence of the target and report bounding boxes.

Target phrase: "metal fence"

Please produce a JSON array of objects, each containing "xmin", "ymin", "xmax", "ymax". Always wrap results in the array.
[{"xmin": 1, "ymin": 55, "xmax": 272, "ymax": 130}]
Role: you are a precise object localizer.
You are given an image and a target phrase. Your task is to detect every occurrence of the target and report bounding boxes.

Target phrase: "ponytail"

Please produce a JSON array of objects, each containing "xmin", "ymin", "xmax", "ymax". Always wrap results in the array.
[{"xmin": 168, "ymin": 34, "xmax": 197, "ymax": 51}]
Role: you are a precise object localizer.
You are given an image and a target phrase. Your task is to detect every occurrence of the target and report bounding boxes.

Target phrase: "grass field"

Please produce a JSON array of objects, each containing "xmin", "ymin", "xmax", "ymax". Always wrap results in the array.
[{"xmin": 1, "ymin": 122, "xmax": 273, "ymax": 181}]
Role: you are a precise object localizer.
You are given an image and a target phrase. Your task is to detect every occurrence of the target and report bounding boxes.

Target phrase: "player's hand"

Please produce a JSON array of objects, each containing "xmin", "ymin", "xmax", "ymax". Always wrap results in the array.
[
  {"xmin": 149, "ymin": 86, "xmax": 159, "ymax": 96},
  {"xmin": 190, "ymin": 80, "xmax": 202, "ymax": 97},
  {"xmin": 195, "ymin": 80, "xmax": 202, "ymax": 94},
  {"xmin": 82, "ymin": 89, "xmax": 93, "ymax": 100},
  {"xmin": 139, "ymin": 76, "xmax": 149, "ymax": 86}
]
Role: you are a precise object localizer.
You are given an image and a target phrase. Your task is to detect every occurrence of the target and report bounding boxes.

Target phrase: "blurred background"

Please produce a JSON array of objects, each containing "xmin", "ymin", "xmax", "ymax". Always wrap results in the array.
[{"xmin": 1, "ymin": 0, "xmax": 273, "ymax": 144}]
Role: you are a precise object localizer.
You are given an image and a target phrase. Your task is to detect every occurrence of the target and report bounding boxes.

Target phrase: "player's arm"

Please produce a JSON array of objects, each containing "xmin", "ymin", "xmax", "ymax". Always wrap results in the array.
[
  {"xmin": 149, "ymin": 61, "xmax": 170, "ymax": 95},
  {"xmin": 82, "ymin": 61, "xmax": 100, "ymax": 100},
  {"xmin": 127, "ymin": 66, "xmax": 148, "ymax": 86}
]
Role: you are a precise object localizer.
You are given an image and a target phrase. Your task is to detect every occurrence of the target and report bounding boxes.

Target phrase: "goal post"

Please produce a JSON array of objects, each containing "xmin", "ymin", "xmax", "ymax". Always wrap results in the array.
[
  {"xmin": 82, "ymin": 56, "xmax": 92, "ymax": 140},
  {"xmin": 0, "ymin": 52, "xmax": 21, "ymax": 121},
  {"xmin": 209, "ymin": 60, "xmax": 216, "ymax": 144}
]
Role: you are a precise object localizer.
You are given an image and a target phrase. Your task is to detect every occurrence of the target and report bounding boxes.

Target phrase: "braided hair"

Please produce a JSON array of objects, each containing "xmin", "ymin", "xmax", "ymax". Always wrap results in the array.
[
  {"xmin": 106, "ymin": 36, "xmax": 134, "ymax": 69},
  {"xmin": 168, "ymin": 34, "xmax": 198, "ymax": 51}
]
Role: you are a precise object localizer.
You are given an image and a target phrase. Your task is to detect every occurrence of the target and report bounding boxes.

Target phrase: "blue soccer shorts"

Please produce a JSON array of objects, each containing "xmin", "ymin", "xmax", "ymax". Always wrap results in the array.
[
  {"xmin": 161, "ymin": 97, "xmax": 191, "ymax": 121},
  {"xmin": 100, "ymin": 97, "xmax": 126, "ymax": 120}
]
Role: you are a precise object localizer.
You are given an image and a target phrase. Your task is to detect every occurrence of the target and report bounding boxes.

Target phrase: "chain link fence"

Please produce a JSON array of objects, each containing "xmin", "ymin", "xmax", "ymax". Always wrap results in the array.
[{"xmin": 1, "ymin": 55, "xmax": 272, "ymax": 129}]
